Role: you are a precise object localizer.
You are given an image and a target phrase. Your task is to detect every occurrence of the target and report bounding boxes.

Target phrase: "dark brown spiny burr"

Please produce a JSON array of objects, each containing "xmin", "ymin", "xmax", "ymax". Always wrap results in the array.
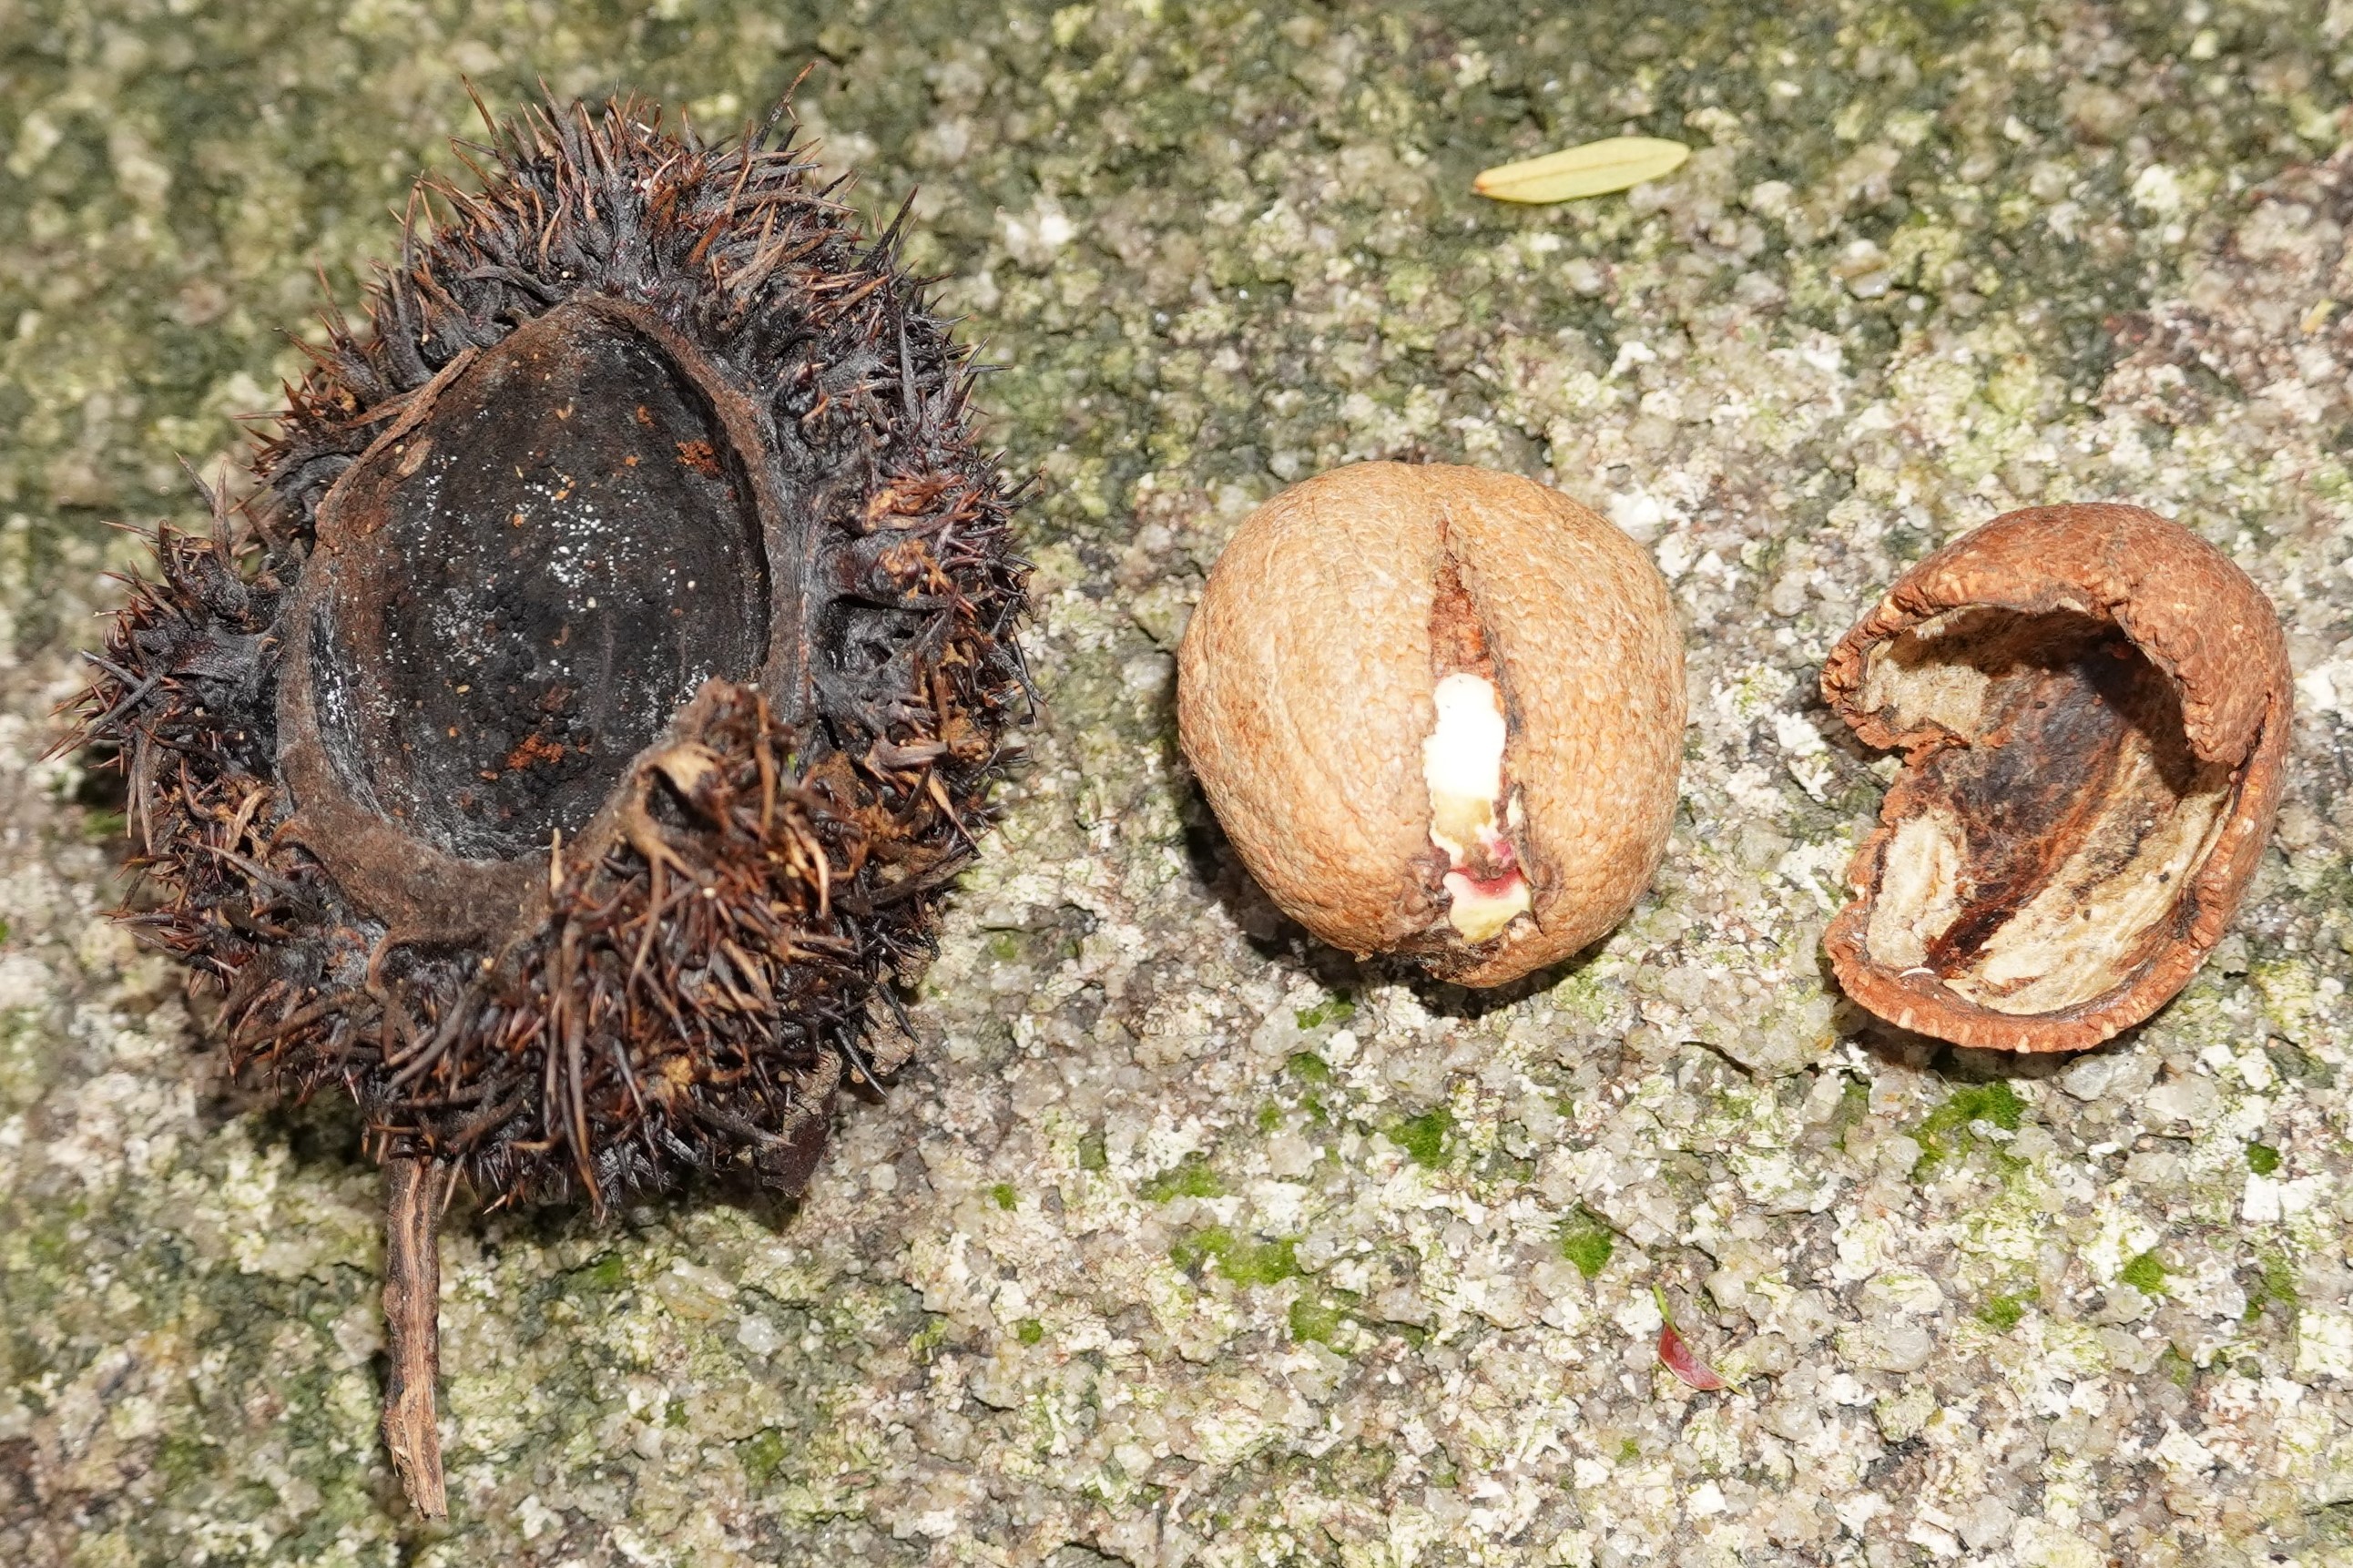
[{"xmin": 66, "ymin": 92, "xmax": 1029, "ymax": 1515}]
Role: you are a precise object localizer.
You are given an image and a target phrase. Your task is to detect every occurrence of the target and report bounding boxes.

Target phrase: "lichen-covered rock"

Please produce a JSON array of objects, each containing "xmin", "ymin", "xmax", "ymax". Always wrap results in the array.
[{"xmin": 4, "ymin": 3, "xmax": 2351, "ymax": 1565}]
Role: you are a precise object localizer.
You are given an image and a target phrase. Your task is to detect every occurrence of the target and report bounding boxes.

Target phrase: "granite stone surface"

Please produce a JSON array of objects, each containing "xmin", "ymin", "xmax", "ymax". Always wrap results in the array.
[{"xmin": 4, "ymin": 2, "xmax": 2352, "ymax": 1563}]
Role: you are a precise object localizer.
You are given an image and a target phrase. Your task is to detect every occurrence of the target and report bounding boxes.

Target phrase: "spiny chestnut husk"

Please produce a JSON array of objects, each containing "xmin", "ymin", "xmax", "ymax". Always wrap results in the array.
[
  {"xmin": 1820, "ymin": 504, "xmax": 2288, "ymax": 1054},
  {"xmin": 68, "ymin": 96, "xmax": 1027, "ymax": 1513},
  {"xmin": 1178, "ymin": 462, "xmax": 1686, "ymax": 987}
]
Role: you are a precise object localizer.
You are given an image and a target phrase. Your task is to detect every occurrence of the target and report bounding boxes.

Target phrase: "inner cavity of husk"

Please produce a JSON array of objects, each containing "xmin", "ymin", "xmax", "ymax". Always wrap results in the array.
[
  {"xmin": 1421, "ymin": 559, "xmax": 1530, "ymax": 943},
  {"xmin": 1859, "ymin": 606, "xmax": 2235, "ymax": 1014},
  {"xmin": 312, "ymin": 301, "xmax": 769, "ymax": 861}
]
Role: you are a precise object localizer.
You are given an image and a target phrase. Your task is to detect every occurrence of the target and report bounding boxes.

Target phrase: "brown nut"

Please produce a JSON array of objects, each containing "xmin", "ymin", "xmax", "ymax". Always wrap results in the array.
[
  {"xmin": 1820, "ymin": 503, "xmax": 2291, "ymax": 1053},
  {"xmin": 1176, "ymin": 461, "xmax": 1686, "ymax": 986}
]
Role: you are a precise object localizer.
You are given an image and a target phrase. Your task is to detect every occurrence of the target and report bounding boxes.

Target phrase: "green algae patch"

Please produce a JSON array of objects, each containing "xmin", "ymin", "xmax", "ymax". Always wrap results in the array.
[
  {"xmin": 1141, "ymin": 1154, "xmax": 1225, "ymax": 1201},
  {"xmin": 1171, "ymin": 1227, "xmax": 1299, "ymax": 1288},
  {"xmin": 1288, "ymin": 1289, "xmax": 1350, "ymax": 1346},
  {"xmin": 1828, "ymin": 1079, "xmax": 1871, "ymax": 1150},
  {"xmin": 2246, "ymin": 1142, "xmax": 2283, "ymax": 1176},
  {"xmin": 1295, "ymin": 994, "xmax": 1354, "ymax": 1030},
  {"xmin": 907, "ymin": 1313, "xmax": 953, "ymax": 1365},
  {"xmin": 1285, "ymin": 1051, "xmax": 1331, "ymax": 1084},
  {"xmin": 2246, "ymin": 1253, "xmax": 2300, "ymax": 1325},
  {"xmin": 1287, "ymin": 1054, "xmax": 1335, "ymax": 1124},
  {"xmin": 989, "ymin": 1182, "xmax": 1018, "ymax": 1211},
  {"xmin": 1076, "ymin": 1130, "xmax": 1109, "ymax": 1173},
  {"xmin": 565, "ymin": 1252, "xmax": 631, "ymax": 1296},
  {"xmin": 1562, "ymin": 1215, "xmax": 1618, "ymax": 1280},
  {"xmin": 1558, "ymin": 1210, "xmax": 1617, "ymax": 1279},
  {"xmin": 1391, "ymin": 1108, "xmax": 1454, "ymax": 1170},
  {"xmin": 738, "ymin": 1427, "xmax": 789, "ymax": 1488},
  {"xmin": 1976, "ymin": 1293, "xmax": 2028, "ymax": 1332},
  {"xmin": 2119, "ymin": 1250, "xmax": 2167, "ymax": 1294},
  {"xmin": 1910, "ymin": 1081, "xmax": 2026, "ymax": 1179},
  {"xmin": 1015, "ymin": 1317, "xmax": 1045, "ymax": 1346}
]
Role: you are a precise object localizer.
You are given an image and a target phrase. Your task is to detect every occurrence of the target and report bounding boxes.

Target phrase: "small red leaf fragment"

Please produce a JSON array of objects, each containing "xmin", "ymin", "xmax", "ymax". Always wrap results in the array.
[
  {"xmin": 1657, "ymin": 1320, "xmax": 1727, "ymax": 1391},
  {"xmin": 1656, "ymin": 1289, "xmax": 1731, "ymax": 1384}
]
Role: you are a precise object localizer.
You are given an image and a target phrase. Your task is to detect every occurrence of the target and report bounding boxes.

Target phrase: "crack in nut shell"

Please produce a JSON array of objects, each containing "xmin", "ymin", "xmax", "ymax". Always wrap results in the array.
[
  {"xmin": 1819, "ymin": 503, "xmax": 2290, "ymax": 1053},
  {"xmin": 1176, "ymin": 462, "xmax": 1685, "ymax": 987}
]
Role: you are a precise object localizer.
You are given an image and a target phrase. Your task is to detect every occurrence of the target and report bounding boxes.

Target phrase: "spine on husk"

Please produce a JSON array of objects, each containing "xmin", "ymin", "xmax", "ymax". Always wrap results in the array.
[{"xmin": 67, "ymin": 96, "xmax": 1029, "ymax": 1211}]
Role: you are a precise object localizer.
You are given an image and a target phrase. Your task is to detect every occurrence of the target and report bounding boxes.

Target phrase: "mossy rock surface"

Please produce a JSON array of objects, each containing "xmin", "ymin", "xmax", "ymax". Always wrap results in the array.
[{"xmin": 5, "ymin": 2, "xmax": 2353, "ymax": 1563}]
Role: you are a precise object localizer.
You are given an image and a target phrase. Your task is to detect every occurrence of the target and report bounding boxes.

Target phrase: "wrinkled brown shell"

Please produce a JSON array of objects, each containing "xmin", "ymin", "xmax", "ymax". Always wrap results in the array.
[
  {"xmin": 1177, "ymin": 462, "xmax": 1685, "ymax": 986},
  {"xmin": 1820, "ymin": 503, "xmax": 2290, "ymax": 1052}
]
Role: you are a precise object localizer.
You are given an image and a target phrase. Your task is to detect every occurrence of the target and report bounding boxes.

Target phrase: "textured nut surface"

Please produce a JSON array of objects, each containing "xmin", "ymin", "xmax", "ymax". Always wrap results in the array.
[
  {"xmin": 1177, "ymin": 462, "xmax": 1684, "ymax": 986},
  {"xmin": 1820, "ymin": 503, "xmax": 2291, "ymax": 1052}
]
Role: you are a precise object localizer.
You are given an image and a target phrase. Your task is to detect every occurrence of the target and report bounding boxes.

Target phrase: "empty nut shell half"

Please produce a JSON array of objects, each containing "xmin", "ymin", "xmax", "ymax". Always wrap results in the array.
[
  {"xmin": 1819, "ymin": 503, "xmax": 2290, "ymax": 1052},
  {"xmin": 1177, "ymin": 462, "xmax": 1685, "ymax": 987}
]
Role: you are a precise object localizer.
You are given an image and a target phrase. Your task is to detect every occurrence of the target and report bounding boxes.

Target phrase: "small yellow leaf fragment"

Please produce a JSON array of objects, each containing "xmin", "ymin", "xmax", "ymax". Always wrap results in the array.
[{"xmin": 1473, "ymin": 137, "xmax": 1692, "ymax": 205}]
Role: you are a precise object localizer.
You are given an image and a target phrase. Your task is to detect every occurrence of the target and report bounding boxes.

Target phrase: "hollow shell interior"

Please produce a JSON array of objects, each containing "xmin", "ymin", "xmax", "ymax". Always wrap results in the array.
[
  {"xmin": 1856, "ymin": 606, "xmax": 2236, "ymax": 1014},
  {"xmin": 308, "ymin": 301, "xmax": 769, "ymax": 862}
]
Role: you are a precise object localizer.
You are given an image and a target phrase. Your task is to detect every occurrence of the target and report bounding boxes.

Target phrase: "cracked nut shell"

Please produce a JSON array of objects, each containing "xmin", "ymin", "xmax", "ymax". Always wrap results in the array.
[
  {"xmin": 1177, "ymin": 462, "xmax": 1685, "ymax": 987},
  {"xmin": 1820, "ymin": 503, "xmax": 2290, "ymax": 1053}
]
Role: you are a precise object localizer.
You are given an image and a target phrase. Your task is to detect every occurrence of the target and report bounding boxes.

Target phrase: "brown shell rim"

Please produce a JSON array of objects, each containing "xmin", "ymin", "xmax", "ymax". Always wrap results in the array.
[{"xmin": 1818, "ymin": 503, "xmax": 2291, "ymax": 1054}]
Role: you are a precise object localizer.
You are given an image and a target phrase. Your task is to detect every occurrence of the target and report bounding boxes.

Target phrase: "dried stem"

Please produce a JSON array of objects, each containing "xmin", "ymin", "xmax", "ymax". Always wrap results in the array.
[{"xmin": 382, "ymin": 1155, "xmax": 453, "ymax": 1519}]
